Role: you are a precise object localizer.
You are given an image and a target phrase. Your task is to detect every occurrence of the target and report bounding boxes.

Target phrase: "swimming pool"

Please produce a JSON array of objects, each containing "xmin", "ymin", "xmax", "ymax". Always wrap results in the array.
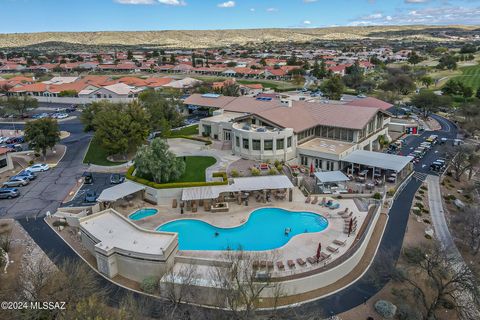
[
  {"xmin": 129, "ymin": 208, "xmax": 158, "ymax": 221},
  {"xmin": 156, "ymin": 208, "xmax": 328, "ymax": 251}
]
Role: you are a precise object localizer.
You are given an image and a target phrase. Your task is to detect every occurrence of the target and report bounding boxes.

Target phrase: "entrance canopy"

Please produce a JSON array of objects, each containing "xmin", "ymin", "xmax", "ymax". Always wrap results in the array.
[
  {"xmin": 343, "ymin": 150, "xmax": 411, "ymax": 172},
  {"xmin": 181, "ymin": 175, "xmax": 294, "ymax": 201},
  {"xmin": 97, "ymin": 181, "xmax": 145, "ymax": 202},
  {"xmin": 314, "ymin": 171, "xmax": 349, "ymax": 184}
]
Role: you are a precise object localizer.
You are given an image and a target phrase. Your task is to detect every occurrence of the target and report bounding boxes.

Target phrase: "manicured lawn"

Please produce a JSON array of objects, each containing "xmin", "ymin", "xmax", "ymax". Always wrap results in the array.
[
  {"xmin": 169, "ymin": 124, "xmax": 199, "ymax": 137},
  {"xmin": 174, "ymin": 156, "xmax": 217, "ymax": 182},
  {"xmin": 452, "ymin": 64, "xmax": 480, "ymax": 91},
  {"xmin": 83, "ymin": 139, "xmax": 127, "ymax": 166}
]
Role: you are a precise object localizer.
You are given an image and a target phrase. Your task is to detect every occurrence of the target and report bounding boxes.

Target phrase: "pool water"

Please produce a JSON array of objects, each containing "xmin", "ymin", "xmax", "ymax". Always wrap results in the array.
[
  {"xmin": 129, "ymin": 208, "xmax": 158, "ymax": 221},
  {"xmin": 157, "ymin": 208, "xmax": 328, "ymax": 251}
]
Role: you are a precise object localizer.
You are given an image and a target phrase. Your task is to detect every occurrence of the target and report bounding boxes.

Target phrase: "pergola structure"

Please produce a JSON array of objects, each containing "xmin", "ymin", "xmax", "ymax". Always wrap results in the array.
[
  {"xmin": 343, "ymin": 150, "xmax": 412, "ymax": 184},
  {"xmin": 314, "ymin": 171, "xmax": 350, "ymax": 194}
]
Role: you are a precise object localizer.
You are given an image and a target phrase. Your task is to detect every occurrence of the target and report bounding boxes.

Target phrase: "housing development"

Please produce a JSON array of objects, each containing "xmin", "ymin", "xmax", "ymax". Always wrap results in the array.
[{"xmin": 1, "ymin": 2, "xmax": 480, "ymax": 320}]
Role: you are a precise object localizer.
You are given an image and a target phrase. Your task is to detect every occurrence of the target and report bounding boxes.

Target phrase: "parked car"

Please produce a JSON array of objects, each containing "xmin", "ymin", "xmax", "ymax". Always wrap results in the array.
[
  {"xmin": 0, "ymin": 188, "xmax": 20, "ymax": 199},
  {"xmin": 17, "ymin": 170, "xmax": 36, "ymax": 180},
  {"xmin": 110, "ymin": 174, "xmax": 125, "ymax": 184},
  {"xmin": 83, "ymin": 172, "xmax": 94, "ymax": 184},
  {"xmin": 84, "ymin": 190, "xmax": 98, "ymax": 203},
  {"xmin": 56, "ymin": 113, "xmax": 69, "ymax": 119},
  {"xmin": 26, "ymin": 163, "xmax": 50, "ymax": 172},
  {"xmin": 3, "ymin": 176, "xmax": 29, "ymax": 187}
]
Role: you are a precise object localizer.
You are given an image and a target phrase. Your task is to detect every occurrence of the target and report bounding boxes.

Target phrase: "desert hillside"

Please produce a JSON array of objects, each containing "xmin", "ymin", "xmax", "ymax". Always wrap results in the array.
[{"xmin": 0, "ymin": 25, "xmax": 478, "ymax": 49}]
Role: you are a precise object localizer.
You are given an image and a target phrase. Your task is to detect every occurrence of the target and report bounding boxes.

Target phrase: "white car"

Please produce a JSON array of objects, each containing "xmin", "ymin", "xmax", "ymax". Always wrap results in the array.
[
  {"xmin": 26, "ymin": 163, "xmax": 50, "ymax": 172},
  {"xmin": 56, "ymin": 113, "xmax": 68, "ymax": 119}
]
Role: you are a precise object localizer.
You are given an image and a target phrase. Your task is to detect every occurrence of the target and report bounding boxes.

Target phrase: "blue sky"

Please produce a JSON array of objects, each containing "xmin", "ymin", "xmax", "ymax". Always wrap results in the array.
[{"xmin": 1, "ymin": 0, "xmax": 479, "ymax": 33}]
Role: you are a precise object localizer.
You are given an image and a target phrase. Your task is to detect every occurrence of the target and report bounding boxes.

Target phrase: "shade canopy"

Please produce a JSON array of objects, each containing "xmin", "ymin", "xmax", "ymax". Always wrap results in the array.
[
  {"xmin": 181, "ymin": 175, "xmax": 294, "ymax": 201},
  {"xmin": 314, "ymin": 171, "xmax": 349, "ymax": 184},
  {"xmin": 343, "ymin": 150, "xmax": 411, "ymax": 172},
  {"xmin": 97, "ymin": 181, "xmax": 145, "ymax": 202}
]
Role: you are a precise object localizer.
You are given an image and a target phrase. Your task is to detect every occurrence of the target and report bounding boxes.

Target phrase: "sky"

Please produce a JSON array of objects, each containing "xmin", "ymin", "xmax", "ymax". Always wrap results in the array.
[{"xmin": 0, "ymin": 0, "xmax": 479, "ymax": 33}]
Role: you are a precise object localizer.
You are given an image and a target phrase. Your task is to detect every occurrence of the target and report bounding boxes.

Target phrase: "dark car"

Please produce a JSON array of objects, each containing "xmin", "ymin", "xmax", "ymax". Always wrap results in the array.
[
  {"xmin": 17, "ymin": 170, "xmax": 36, "ymax": 180},
  {"xmin": 84, "ymin": 190, "xmax": 98, "ymax": 203},
  {"xmin": 83, "ymin": 172, "xmax": 94, "ymax": 184},
  {"xmin": 110, "ymin": 174, "xmax": 125, "ymax": 184},
  {"xmin": 0, "ymin": 188, "xmax": 20, "ymax": 199}
]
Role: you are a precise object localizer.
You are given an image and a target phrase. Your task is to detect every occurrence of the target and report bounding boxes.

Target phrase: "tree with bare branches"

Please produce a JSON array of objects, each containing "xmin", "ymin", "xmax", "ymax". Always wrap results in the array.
[{"xmin": 392, "ymin": 245, "xmax": 479, "ymax": 320}]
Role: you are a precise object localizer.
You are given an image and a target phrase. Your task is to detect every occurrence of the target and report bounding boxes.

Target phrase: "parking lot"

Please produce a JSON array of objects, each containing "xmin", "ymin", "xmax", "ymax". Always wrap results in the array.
[{"xmin": 61, "ymin": 172, "xmax": 124, "ymax": 208}]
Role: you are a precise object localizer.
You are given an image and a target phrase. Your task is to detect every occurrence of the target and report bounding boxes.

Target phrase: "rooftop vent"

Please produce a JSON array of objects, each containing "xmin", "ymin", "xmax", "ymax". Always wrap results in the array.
[{"xmin": 280, "ymin": 99, "xmax": 293, "ymax": 108}]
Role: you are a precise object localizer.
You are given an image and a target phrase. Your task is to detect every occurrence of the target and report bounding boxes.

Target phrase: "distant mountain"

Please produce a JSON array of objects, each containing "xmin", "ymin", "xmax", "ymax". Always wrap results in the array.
[{"xmin": 0, "ymin": 25, "xmax": 478, "ymax": 49}]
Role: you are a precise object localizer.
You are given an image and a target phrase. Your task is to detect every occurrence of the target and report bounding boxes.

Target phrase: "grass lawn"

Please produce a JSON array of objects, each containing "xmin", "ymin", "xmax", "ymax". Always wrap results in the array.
[
  {"xmin": 174, "ymin": 156, "xmax": 217, "ymax": 182},
  {"xmin": 169, "ymin": 124, "xmax": 199, "ymax": 137},
  {"xmin": 83, "ymin": 139, "xmax": 127, "ymax": 166},
  {"xmin": 452, "ymin": 64, "xmax": 480, "ymax": 91}
]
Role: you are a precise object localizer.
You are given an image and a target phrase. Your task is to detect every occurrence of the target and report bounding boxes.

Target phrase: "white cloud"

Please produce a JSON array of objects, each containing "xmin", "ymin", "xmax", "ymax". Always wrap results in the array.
[
  {"xmin": 115, "ymin": 0, "xmax": 186, "ymax": 5},
  {"xmin": 303, "ymin": 0, "xmax": 318, "ymax": 2},
  {"xmin": 350, "ymin": 6, "xmax": 480, "ymax": 26},
  {"xmin": 217, "ymin": 1, "xmax": 235, "ymax": 8},
  {"xmin": 266, "ymin": 7, "xmax": 278, "ymax": 12},
  {"xmin": 249, "ymin": 8, "xmax": 255, "ymax": 12},
  {"xmin": 303, "ymin": 20, "xmax": 312, "ymax": 25},
  {"xmin": 405, "ymin": 0, "xmax": 429, "ymax": 3}
]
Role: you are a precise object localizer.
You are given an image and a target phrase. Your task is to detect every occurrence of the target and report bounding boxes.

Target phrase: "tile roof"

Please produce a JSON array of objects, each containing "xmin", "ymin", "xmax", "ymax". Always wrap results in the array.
[{"xmin": 184, "ymin": 94, "xmax": 386, "ymax": 133}]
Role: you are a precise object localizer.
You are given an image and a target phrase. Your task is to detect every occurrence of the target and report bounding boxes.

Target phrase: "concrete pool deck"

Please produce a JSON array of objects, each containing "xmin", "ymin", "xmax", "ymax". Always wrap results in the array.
[{"xmin": 114, "ymin": 188, "xmax": 369, "ymax": 278}]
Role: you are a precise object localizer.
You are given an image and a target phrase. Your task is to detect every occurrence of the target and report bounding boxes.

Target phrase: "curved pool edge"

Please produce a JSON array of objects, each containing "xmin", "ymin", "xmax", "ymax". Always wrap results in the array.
[
  {"xmin": 155, "ymin": 206, "xmax": 330, "ymax": 252},
  {"xmin": 128, "ymin": 207, "xmax": 159, "ymax": 221}
]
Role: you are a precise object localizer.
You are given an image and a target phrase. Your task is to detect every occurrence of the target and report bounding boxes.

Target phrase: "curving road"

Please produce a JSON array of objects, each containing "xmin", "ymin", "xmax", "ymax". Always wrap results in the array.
[{"xmin": 7, "ymin": 114, "xmax": 460, "ymax": 318}]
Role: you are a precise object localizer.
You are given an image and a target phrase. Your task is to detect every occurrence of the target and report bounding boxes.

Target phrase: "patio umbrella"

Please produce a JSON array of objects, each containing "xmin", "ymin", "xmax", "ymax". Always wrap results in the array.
[
  {"xmin": 310, "ymin": 162, "xmax": 314, "ymax": 175},
  {"xmin": 316, "ymin": 242, "xmax": 322, "ymax": 262},
  {"xmin": 348, "ymin": 218, "xmax": 353, "ymax": 237}
]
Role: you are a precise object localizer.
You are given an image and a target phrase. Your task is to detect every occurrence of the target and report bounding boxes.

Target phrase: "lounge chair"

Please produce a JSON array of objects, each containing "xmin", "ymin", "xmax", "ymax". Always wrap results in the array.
[
  {"xmin": 319, "ymin": 197, "xmax": 327, "ymax": 206},
  {"xmin": 333, "ymin": 239, "xmax": 347, "ymax": 246},
  {"xmin": 296, "ymin": 258, "xmax": 306, "ymax": 266},
  {"xmin": 311, "ymin": 196, "xmax": 318, "ymax": 204},
  {"xmin": 327, "ymin": 245, "xmax": 339, "ymax": 253},
  {"xmin": 306, "ymin": 256, "xmax": 317, "ymax": 265},
  {"xmin": 342, "ymin": 212, "xmax": 353, "ymax": 220},
  {"xmin": 276, "ymin": 261, "xmax": 285, "ymax": 270},
  {"xmin": 287, "ymin": 260, "xmax": 295, "ymax": 268},
  {"xmin": 253, "ymin": 261, "xmax": 260, "ymax": 269},
  {"xmin": 266, "ymin": 261, "xmax": 274, "ymax": 269},
  {"xmin": 172, "ymin": 199, "xmax": 177, "ymax": 208},
  {"xmin": 259, "ymin": 261, "xmax": 267, "ymax": 268},
  {"xmin": 305, "ymin": 196, "xmax": 311, "ymax": 203},
  {"xmin": 320, "ymin": 252, "xmax": 331, "ymax": 261}
]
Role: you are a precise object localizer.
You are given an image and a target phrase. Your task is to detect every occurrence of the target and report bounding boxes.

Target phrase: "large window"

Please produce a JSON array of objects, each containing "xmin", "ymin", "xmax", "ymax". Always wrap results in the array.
[
  {"xmin": 287, "ymin": 137, "xmax": 292, "ymax": 148},
  {"xmin": 242, "ymin": 138, "xmax": 249, "ymax": 149},
  {"xmin": 252, "ymin": 139, "xmax": 261, "ymax": 150},
  {"xmin": 264, "ymin": 140, "xmax": 273, "ymax": 151},
  {"xmin": 276, "ymin": 139, "xmax": 284, "ymax": 150},
  {"xmin": 235, "ymin": 136, "xmax": 240, "ymax": 147}
]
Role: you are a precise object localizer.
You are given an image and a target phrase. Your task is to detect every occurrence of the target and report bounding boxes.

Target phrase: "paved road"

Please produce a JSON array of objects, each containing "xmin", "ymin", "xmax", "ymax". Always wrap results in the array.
[{"xmin": 0, "ymin": 117, "xmax": 91, "ymax": 218}]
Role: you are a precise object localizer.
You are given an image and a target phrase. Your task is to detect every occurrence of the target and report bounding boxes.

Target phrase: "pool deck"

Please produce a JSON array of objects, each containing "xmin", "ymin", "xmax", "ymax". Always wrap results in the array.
[{"xmin": 114, "ymin": 188, "xmax": 368, "ymax": 278}]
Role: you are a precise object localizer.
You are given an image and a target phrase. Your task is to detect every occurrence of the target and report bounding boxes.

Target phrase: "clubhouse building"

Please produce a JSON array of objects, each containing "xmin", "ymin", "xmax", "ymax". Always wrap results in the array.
[{"xmin": 184, "ymin": 94, "xmax": 393, "ymax": 172}]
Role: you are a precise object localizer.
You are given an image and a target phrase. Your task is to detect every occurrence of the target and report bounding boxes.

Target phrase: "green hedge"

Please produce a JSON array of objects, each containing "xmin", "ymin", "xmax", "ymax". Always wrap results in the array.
[{"xmin": 126, "ymin": 166, "xmax": 228, "ymax": 189}]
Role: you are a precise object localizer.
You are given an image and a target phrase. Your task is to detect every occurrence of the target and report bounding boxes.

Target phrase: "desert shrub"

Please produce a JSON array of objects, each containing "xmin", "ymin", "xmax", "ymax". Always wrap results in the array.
[
  {"xmin": 268, "ymin": 168, "xmax": 278, "ymax": 175},
  {"xmin": 374, "ymin": 300, "xmax": 397, "ymax": 319},
  {"xmin": 415, "ymin": 196, "xmax": 423, "ymax": 201},
  {"xmin": 52, "ymin": 220, "xmax": 68, "ymax": 227},
  {"xmin": 418, "ymin": 190, "xmax": 424, "ymax": 195},
  {"xmin": 415, "ymin": 202, "xmax": 424, "ymax": 209},
  {"xmin": 422, "ymin": 208, "xmax": 429, "ymax": 214},
  {"xmin": 274, "ymin": 159, "xmax": 280, "ymax": 167},
  {"xmin": 230, "ymin": 169, "xmax": 240, "ymax": 178},
  {"xmin": 420, "ymin": 185, "xmax": 428, "ymax": 191},
  {"xmin": 276, "ymin": 164, "xmax": 283, "ymax": 171},
  {"xmin": 250, "ymin": 168, "xmax": 261, "ymax": 176},
  {"xmin": 0, "ymin": 235, "xmax": 11, "ymax": 253},
  {"xmin": 423, "ymin": 219, "xmax": 431, "ymax": 224},
  {"xmin": 373, "ymin": 192, "xmax": 382, "ymax": 200},
  {"xmin": 140, "ymin": 276, "xmax": 158, "ymax": 294},
  {"xmin": 397, "ymin": 303, "xmax": 422, "ymax": 320},
  {"xmin": 425, "ymin": 234, "xmax": 432, "ymax": 240},
  {"xmin": 29, "ymin": 160, "xmax": 34, "ymax": 165},
  {"xmin": 387, "ymin": 188, "xmax": 396, "ymax": 197},
  {"xmin": 412, "ymin": 208, "xmax": 422, "ymax": 216}
]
